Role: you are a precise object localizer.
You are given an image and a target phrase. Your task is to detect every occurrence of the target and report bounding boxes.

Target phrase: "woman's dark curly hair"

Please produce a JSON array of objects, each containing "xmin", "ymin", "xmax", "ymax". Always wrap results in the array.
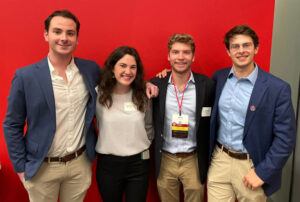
[{"xmin": 98, "ymin": 46, "xmax": 148, "ymax": 112}]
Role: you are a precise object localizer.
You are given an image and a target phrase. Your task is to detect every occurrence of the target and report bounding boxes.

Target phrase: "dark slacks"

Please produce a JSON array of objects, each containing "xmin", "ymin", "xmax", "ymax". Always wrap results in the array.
[{"xmin": 96, "ymin": 153, "xmax": 149, "ymax": 202}]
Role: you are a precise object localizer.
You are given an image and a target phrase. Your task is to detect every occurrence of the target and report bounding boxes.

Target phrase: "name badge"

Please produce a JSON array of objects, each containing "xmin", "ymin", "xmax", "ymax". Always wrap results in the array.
[
  {"xmin": 141, "ymin": 149, "xmax": 150, "ymax": 160},
  {"xmin": 171, "ymin": 114, "xmax": 189, "ymax": 138},
  {"xmin": 124, "ymin": 102, "xmax": 137, "ymax": 112},
  {"xmin": 201, "ymin": 107, "xmax": 211, "ymax": 117}
]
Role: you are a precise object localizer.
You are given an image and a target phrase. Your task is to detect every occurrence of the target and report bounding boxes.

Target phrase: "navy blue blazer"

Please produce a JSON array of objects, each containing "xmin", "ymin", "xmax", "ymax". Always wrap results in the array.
[
  {"xmin": 3, "ymin": 58, "xmax": 101, "ymax": 180},
  {"xmin": 209, "ymin": 67, "xmax": 296, "ymax": 196}
]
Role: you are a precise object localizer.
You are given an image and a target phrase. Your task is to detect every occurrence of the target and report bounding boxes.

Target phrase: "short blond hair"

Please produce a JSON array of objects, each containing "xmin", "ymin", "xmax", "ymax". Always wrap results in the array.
[{"xmin": 168, "ymin": 33, "xmax": 195, "ymax": 53}]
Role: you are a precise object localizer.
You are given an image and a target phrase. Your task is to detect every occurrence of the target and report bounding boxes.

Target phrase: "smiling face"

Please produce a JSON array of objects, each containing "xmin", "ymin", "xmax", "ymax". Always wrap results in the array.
[
  {"xmin": 168, "ymin": 42, "xmax": 195, "ymax": 75},
  {"xmin": 44, "ymin": 16, "xmax": 78, "ymax": 59},
  {"xmin": 227, "ymin": 34, "xmax": 258, "ymax": 72},
  {"xmin": 113, "ymin": 54, "xmax": 137, "ymax": 91}
]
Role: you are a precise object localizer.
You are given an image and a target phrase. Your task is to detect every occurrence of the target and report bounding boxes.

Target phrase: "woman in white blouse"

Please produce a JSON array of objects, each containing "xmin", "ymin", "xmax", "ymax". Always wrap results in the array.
[{"xmin": 95, "ymin": 46, "xmax": 153, "ymax": 202}]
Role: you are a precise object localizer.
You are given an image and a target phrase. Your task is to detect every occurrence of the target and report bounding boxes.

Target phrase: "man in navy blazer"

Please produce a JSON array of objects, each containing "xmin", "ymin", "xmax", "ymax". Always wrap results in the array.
[
  {"xmin": 207, "ymin": 25, "xmax": 296, "ymax": 201},
  {"xmin": 3, "ymin": 10, "xmax": 100, "ymax": 202}
]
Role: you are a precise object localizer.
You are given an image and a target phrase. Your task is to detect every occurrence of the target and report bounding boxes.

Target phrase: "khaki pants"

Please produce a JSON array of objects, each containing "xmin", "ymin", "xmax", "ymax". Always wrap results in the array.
[
  {"xmin": 207, "ymin": 147, "xmax": 266, "ymax": 202},
  {"xmin": 157, "ymin": 152, "xmax": 204, "ymax": 202},
  {"xmin": 22, "ymin": 152, "xmax": 92, "ymax": 202}
]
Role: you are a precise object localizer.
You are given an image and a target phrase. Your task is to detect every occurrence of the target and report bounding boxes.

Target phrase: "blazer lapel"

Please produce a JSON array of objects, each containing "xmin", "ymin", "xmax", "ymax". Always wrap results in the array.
[
  {"xmin": 34, "ymin": 58, "xmax": 56, "ymax": 119},
  {"xmin": 159, "ymin": 74, "xmax": 170, "ymax": 126},
  {"xmin": 75, "ymin": 59, "xmax": 97, "ymax": 127},
  {"xmin": 243, "ymin": 68, "xmax": 268, "ymax": 138},
  {"xmin": 215, "ymin": 69, "xmax": 230, "ymax": 106},
  {"xmin": 75, "ymin": 58, "xmax": 94, "ymax": 98},
  {"xmin": 211, "ymin": 69, "xmax": 230, "ymax": 124},
  {"xmin": 194, "ymin": 73, "xmax": 205, "ymax": 132}
]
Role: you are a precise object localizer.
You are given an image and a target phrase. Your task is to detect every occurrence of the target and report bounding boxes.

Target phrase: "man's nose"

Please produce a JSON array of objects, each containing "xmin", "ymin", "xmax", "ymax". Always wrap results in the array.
[
  {"xmin": 178, "ymin": 52, "xmax": 184, "ymax": 59},
  {"xmin": 60, "ymin": 33, "xmax": 68, "ymax": 41}
]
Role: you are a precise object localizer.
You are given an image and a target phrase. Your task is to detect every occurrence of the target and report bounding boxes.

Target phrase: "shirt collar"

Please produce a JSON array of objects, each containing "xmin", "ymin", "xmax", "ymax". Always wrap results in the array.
[
  {"xmin": 228, "ymin": 64, "xmax": 258, "ymax": 85},
  {"xmin": 47, "ymin": 57, "xmax": 77, "ymax": 76},
  {"xmin": 168, "ymin": 71, "xmax": 195, "ymax": 84}
]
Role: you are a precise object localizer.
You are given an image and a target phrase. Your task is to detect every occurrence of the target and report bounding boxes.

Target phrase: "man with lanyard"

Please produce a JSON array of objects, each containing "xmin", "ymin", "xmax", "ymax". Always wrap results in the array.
[
  {"xmin": 207, "ymin": 25, "xmax": 296, "ymax": 201},
  {"xmin": 151, "ymin": 33, "xmax": 215, "ymax": 202}
]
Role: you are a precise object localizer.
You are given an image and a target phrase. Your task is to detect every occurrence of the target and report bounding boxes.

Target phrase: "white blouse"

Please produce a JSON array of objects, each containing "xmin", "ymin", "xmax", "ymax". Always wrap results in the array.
[{"xmin": 95, "ymin": 90, "xmax": 153, "ymax": 156}]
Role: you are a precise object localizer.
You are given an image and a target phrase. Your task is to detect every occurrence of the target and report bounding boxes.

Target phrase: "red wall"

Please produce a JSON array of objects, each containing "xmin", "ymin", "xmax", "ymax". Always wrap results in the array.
[{"xmin": 0, "ymin": 0, "xmax": 274, "ymax": 201}]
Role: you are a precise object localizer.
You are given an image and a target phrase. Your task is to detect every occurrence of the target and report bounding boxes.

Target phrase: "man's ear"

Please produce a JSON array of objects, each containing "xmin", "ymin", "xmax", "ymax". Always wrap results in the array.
[
  {"xmin": 254, "ymin": 46, "xmax": 259, "ymax": 55},
  {"xmin": 226, "ymin": 48, "xmax": 231, "ymax": 57},
  {"xmin": 44, "ymin": 30, "xmax": 49, "ymax": 42}
]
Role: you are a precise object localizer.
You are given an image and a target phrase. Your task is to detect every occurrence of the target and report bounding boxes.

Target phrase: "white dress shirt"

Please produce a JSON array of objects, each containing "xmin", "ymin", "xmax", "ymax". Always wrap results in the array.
[{"xmin": 47, "ymin": 57, "xmax": 89, "ymax": 157}]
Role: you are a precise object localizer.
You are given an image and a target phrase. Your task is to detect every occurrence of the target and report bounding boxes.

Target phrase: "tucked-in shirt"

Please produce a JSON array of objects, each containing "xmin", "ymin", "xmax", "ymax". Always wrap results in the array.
[
  {"xmin": 95, "ymin": 90, "xmax": 153, "ymax": 156},
  {"xmin": 47, "ymin": 57, "xmax": 89, "ymax": 157},
  {"xmin": 162, "ymin": 72, "xmax": 197, "ymax": 153},
  {"xmin": 217, "ymin": 66, "xmax": 258, "ymax": 152}
]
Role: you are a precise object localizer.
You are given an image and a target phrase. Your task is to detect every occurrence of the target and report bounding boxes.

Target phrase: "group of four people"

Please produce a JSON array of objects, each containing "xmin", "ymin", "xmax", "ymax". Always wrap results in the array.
[{"xmin": 3, "ymin": 9, "xmax": 296, "ymax": 202}]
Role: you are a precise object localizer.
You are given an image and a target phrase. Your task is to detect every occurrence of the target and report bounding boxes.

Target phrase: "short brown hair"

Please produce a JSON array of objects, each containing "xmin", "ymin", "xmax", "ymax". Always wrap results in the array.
[
  {"xmin": 224, "ymin": 25, "xmax": 259, "ymax": 50},
  {"xmin": 44, "ymin": 10, "xmax": 80, "ymax": 34},
  {"xmin": 168, "ymin": 33, "xmax": 195, "ymax": 53}
]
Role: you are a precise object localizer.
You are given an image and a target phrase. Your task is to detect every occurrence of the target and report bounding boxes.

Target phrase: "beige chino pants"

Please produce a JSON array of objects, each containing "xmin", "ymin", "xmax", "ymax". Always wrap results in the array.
[
  {"xmin": 157, "ymin": 152, "xmax": 204, "ymax": 202},
  {"xmin": 22, "ymin": 152, "xmax": 92, "ymax": 202},
  {"xmin": 207, "ymin": 147, "xmax": 266, "ymax": 202}
]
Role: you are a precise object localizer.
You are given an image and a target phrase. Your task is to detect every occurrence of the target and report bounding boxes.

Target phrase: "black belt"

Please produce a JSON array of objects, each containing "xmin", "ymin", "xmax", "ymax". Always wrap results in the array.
[
  {"xmin": 163, "ymin": 150, "xmax": 196, "ymax": 158},
  {"xmin": 44, "ymin": 145, "xmax": 86, "ymax": 163},
  {"xmin": 217, "ymin": 142, "xmax": 249, "ymax": 160}
]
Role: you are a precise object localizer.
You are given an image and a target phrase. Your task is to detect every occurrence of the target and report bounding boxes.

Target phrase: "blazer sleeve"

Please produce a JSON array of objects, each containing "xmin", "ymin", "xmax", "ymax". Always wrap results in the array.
[
  {"xmin": 150, "ymin": 71, "xmax": 171, "ymax": 87},
  {"xmin": 255, "ymin": 83, "xmax": 296, "ymax": 183},
  {"xmin": 144, "ymin": 100, "xmax": 154, "ymax": 141},
  {"xmin": 3, "ymin": 70, "xmax": 27, "ymax": 173},
  {"xmin": 150, "ymin": 76, "xmax": 160, "ymax": 86}
]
